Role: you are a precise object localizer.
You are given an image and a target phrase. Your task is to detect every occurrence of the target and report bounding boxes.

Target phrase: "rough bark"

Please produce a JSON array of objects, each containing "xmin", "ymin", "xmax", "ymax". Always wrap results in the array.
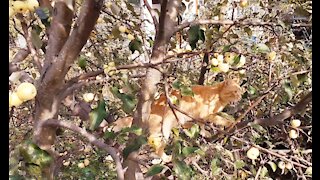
[
  {"xmin": 33, "ymin": 0, "xmax": 104, "ymax": 178},
  {"xmin": 133, "ymin": 0, "xmax": 182, "ymax": 130},
  {"xmin": 126, "ymin": 0, "xmax": 182, "ymax": 179}
]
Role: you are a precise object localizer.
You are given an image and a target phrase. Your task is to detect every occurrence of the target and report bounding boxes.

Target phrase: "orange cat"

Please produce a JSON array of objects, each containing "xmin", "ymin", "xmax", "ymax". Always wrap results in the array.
[{"xmin": 112, "ymin": 79, "xmax": 243, "ymax": 161}]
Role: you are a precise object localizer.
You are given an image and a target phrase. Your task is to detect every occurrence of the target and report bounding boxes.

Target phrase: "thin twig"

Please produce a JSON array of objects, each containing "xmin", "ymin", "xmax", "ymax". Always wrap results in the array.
[
  {"xmin": 40, "ymin": 119, "xmax": 125, "ymax": 180},
  {"xmin": 231, "ymin": 136, "xmax": 309, "ymax": 169},
  {"xmin": 16, "ymin": 14, "xmax": 42, "ymax": 71},
  {"xmin": 174, "ymin": 19, "xmax": 311, "ymax": 34},
  {"xmin": 143, "ymin": 0, "xmax": 159, "ymax": 32}
]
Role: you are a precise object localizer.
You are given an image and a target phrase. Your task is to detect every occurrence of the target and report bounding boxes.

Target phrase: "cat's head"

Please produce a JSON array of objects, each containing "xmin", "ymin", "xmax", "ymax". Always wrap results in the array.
[{"xmin": 219, "ymin": 79, "xmax": 243, "ymax": 103}]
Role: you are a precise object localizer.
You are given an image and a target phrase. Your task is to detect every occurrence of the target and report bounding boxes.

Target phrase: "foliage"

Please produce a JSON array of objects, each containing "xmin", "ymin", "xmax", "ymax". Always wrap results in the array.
[{"xmin": 9, "ymin": 0, "xmax": 311, "ymax": 179}]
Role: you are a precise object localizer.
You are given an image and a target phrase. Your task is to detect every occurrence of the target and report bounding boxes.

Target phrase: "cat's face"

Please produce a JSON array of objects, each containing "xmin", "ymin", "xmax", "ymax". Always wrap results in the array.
[{"xmin": 219, "ymin": 79, "xmax": 243, "ymax": 103}]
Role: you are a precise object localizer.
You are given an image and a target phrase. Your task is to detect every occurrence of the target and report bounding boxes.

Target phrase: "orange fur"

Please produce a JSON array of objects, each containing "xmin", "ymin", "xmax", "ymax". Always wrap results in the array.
[{"xmin": 112, "ymin": 79, "xmax": 243, "ymax": 161}]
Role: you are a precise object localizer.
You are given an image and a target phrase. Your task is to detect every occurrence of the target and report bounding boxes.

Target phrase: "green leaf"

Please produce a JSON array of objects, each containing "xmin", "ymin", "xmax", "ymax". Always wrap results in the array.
[
  {"xmin": 180, "ymin": 85, "xmax": 194, "ymax": 97},
  {"xmin": 148, "ymin": 38, "xmax": 154, "ymax": 47},
  {"xmin": 19, "ymin": 141, "xmax": 53, "ymax": 168},
  {"xmin": 104, "ymin": 130, "xmax": 116, "ymax": 139},
  {"xmin": 173, "ymin": 141, "xmax": 182, "ymax": 155},
  {"xmin": 222, "ymin": 45, "xmax": 231, "ymax": 53},
  {"xmin": 110, "ymin": 87, "xmax": 137, "ymax": 114},
  {"xmin": 305, "ymin": 167, "xmax": 312, "ymax": 175},
  {"xmin": 283, "ymin": 82, "xmax": 293, "ymax": 101},
  {"xmin": 111, "ymin": 26, "xmax": 121, "ymax": 38},
  {"xmin": 211, "ymin": 158, "xmax": 221, "ymax": 176},
  {"xmin": 172, "ymin": 127, "xmax": 180, "ymax": 137},
  {"xmin": 235, "ymin": 160, "xmax": 245, "ymax": 169},
  {"xmin": 32, "ymin": 25, "xmax": 42, "ymax": 35},
  {"xmin": 267, "ymin": 161, "xmax": 277, "ymax": 172},
  {"xmin": 81, "ymin": 167, "xmax": 96, "ymax": 179},
  {"xmin": 89, "ymin": 100, "xmax": 108, "ymax": 131},
  {"xmin": 182, "ymin": 147, "xmax": 199, "ymax": 156},
  {"xmin": 232, "ymin": 55, "xmax": 240, "ymax": 65},
  {"xmin": 120, "ymin": 94, "xmax": 137, "ymax": 114},
  {"xmin": 244, "ymin": 27, "xmax": 252, "ymax": 36},
  {"xmin": 294, "ymin": 6, "xmax": 311, "ymax": 17},
  {"xmin": 172, "ymin": 80, "xmax": 182, "ymax": 89},
  {"xmin": 290, "ymin": 75, "xmax": 300, "ymax": 87},
  {"xmin": 297, "ymin": 73, "xmax": 308, "ymax": 82},
  {"xmin": 31, "ymin": 30, "xmax": 43, "ymax": 50},
  {"xmin": 78, "ymin": 56, "xmax": 88, "ymax": 70},
  {"xmin": 252, "ymin": 43, "xmax": 270, "ymax": 53},
  {"xmin": 216, "ymin": 112, "xmax": 235, "ymax": 121},
  {"xmin": 195, "ymin": 149, "xmax": 206, "ymax": 156},
  {"xmin": 26, "ymin": 164, "xmax": 42, "ymax": 179},
  {"xmin": 173, "ymin": 160, "xmax": 192, "ymax": 180},
  {"xmin": 188, "ymin": 25, "xmax": 201, "ymax": 49},
  {"xmin": 247, "ymin": 86, "xmax": 257, "ymax": 95},
  {"xmin": 251, "ymin": 124, "xmax": 267, "ymax": 134},
  {"xmin": 260, "ymin": 166, "xmax": 268, "ymax": 178},
  {"xmin": 129, "ymin": 39, "xmax": 142, "ymax": 53},
  {"xmin": 184, "ymin": 124, "xmax": 199, "ymax": 138},
  {"xmin": 123, "ymin": 136, "xmax": 147, "ymax": 159},
  {"xmin": 146, "ymin": 164, "xmax": 165, "ymax": 177},
  {"xmin": 210, "ymin": 66, "xmax": 221, "ymax": 73},
  {"xmin": 126, "ymin": 2, "xmax": 135, "ymax": 13},
  {"xmin": 121, "ymin": 125, "xmax": 142, "ymax": 136},
  {"xmin": 9, "ymin": 175, "xmax": 24, "ymax": 180}
]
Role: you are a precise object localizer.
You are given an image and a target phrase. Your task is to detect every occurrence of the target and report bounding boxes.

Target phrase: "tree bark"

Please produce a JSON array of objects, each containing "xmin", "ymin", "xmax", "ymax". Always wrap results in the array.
[
  {"xmin": 126, "ymin": 0, "xmax": 182, "ymax": 179},
  {"xmin": 33, "ymin": 0, "xmax": 104, "ymax": 178}
]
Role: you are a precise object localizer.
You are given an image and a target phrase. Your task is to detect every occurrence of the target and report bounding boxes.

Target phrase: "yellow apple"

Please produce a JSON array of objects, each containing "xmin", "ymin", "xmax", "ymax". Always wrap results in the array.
[
  {"xmin": 211, "ymin": 58, "xmax": 219, "ymax": 66},
  {"xmin": 16, "ymin": 82, "xmax": 37, "ymax": 101},
  {"xmin": 9, "ymin": 92, "xmax": 23, "ymax": 107},
  {"xmin": 84, "ymin": 159, "xmax": 90, "ymax": 166},
  {"xmin": 285, "ymin": 162, "xmax": 293, "ymax": 170},
  {"xmin": 247, "ymin": 147, "xmax": 259, "ymax": 160},
  {"xmin": 289, "ymin": 129, "xmax": 298, "ymax": 139},
  {"xmin": 26, "ymin": 0, "xmax": 39, "ymax": 12},
  {"xmin": 290, "ymin": 119, "xmax": 301, "ymax": 128},
  {"xmin": 78, "ymin": 162, "xmax": 85, "ymax": 168},
  {"xmin": 240, "ymin": 0, "xmax": 248, "ymax": 8},
  {"xmin": 12, "ymin": 1, "xmax": 29, "ymax": 13},
  {"xmin": 217, "ymin": 54, "xmax": 224, "ymax": 63},
  {"xmin": 239, "ymin": 69, "xmax": 246, "ymax": 74},
  {"xmin": 63, "ymin": 161, "xmax": 70, "ymax": 166},
  {"xmin": 266, "ymin": 51, "xmax": 277, "ymax": 61},
  {"xmin": 218, "ymin": 63, "xmax": 230, "ymax": 72},
  {"xmin": 224, "ymin": 52, "xmax": 235, "ymax": 64},
  {"xmin": 9, "ymin": 6, "xmax": 15, "ymax": 18},
  {"xmin": 127, "ymin": 34, "xmax": 135, "ymax": 41},
  {"xmin": 278, "ymin": 161, "xmax": 286, "ymax": 169},
  {"xmin": 83, "ymin": 93, "xmax": 95, "ymax": 102},
  {"xmin": 118, "ymin": 26, "xmax": 127, "ymax": 33}
]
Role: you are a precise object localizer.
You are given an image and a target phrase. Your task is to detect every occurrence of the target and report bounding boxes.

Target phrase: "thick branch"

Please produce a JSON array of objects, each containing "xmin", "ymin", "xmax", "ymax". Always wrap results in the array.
[
  {"xmin": 41, "ymin": 0, "xmax": 103, "ymax": 86},
  {"xmin": 11, "ymin": 48, "xmax": 30, "ymax": 63},
  {"xmin": 42, "ymin": 1, "xmax": 74, "ymax": 74},
  {"xmin": 9, "ymin": 49, "xmax": 30, "ymax": 76},
  {"xmin": 133, "ymin": 0, "xmax": 182, "ymax": 129},
  {"xmin": 42, "ymin": 119, "xmax": 124, "ymax": 180}
]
